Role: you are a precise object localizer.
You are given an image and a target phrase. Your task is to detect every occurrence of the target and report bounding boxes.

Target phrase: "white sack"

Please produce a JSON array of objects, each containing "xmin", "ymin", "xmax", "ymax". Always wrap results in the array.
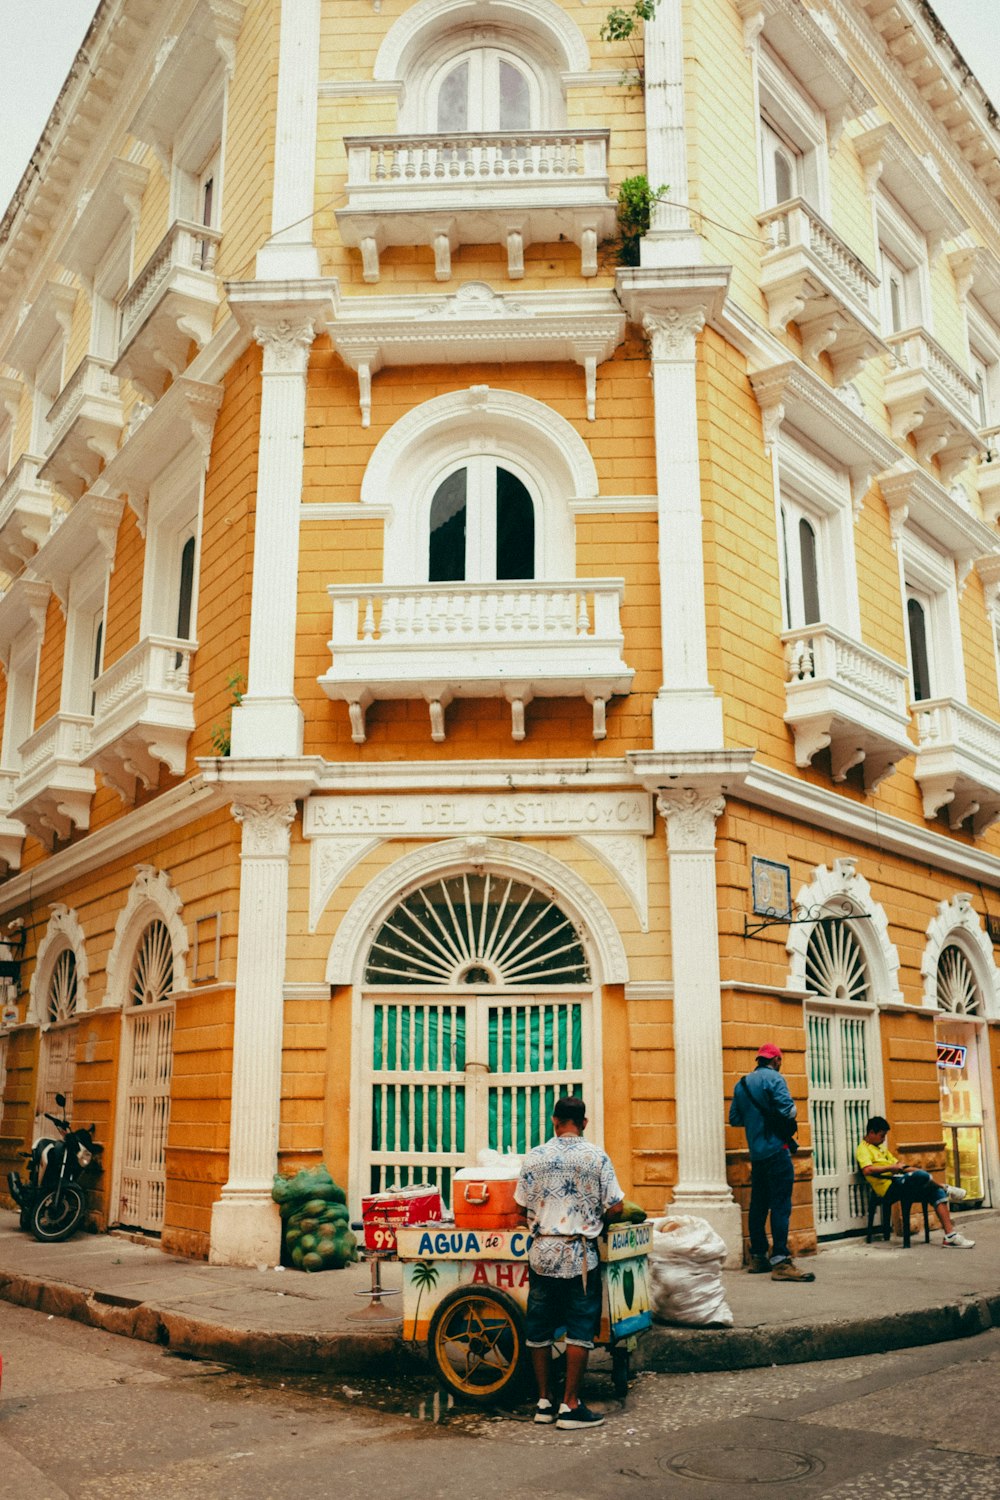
[{"xmin": 648, "ymin": 1213, "xmax": 733, "ymax": 1327}]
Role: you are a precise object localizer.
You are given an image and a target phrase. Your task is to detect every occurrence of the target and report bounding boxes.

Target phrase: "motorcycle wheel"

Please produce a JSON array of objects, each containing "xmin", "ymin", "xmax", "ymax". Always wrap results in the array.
[{"xmin": 31, "ymin": 1185, "xmax": 85, "ymax": 1243}]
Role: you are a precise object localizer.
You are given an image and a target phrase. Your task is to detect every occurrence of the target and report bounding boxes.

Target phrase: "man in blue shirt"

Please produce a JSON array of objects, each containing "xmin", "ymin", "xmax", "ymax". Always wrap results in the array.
[{"xmin": 729, "ymin": 1043, "xmax": 815, "ymax": 1282}]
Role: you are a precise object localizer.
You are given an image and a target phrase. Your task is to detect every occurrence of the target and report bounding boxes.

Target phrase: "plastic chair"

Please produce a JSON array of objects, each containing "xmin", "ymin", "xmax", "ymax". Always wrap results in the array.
[{"xmin": 860, "ymin": 1171, "xmax": 930, "ymax": 1248}]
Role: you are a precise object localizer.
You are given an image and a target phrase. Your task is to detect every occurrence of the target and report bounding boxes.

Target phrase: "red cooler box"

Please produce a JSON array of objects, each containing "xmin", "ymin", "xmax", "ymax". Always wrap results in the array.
[
  {"xmin": 452, "ymin": 1164, "xmax": 522, "ymax": 1231},
  {"xmin": 361, "ymin": 1185, "xmax": 442, "ymax": 1252}
]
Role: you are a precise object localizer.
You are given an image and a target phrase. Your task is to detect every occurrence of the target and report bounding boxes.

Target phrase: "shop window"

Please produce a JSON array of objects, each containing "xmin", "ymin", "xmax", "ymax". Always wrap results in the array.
[{"xmin": 428, "ymin": 460, "xmax": 535, "ymax": 583}]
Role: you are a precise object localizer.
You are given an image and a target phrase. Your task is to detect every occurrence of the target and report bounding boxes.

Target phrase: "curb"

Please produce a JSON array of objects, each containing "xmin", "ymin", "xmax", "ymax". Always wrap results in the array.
[{"xmin": 3, "ymin": 1270, "xmax": 998, "ymax": 1377}]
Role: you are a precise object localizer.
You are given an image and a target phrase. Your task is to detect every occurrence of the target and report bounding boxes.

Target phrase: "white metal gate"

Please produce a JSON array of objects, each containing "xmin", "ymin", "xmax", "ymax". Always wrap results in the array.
[
  {"xmin": 35, "ymin": 1024, "xmax": 77, "ymax": 1139},
  {"xmin": 807, "ymin": 1008, "xmax": 874, "ymax": 1236},
  {"xmin": 361, "ymin": 991, "xmax": 593, "ymax": 1208},
  {"xmin": 118, "ymin": 1002, "xmax": 174, "ymax": 1232}
]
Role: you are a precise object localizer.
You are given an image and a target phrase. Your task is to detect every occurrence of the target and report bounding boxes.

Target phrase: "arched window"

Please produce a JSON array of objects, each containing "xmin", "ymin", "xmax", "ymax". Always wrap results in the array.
[
  {"xmin": 805, "ymin": 917, "xmax": 871, "ymax": 1004},
  {"xmin": 130, "ymin": 919, "xmax": 174, "ymax": 1008},
  {"xmin": 907, "ymin": 596, "xmax": 932, "ymax": 702},
  {"xmin": 432, "ymin": 48, "xmax": 536, "ymax": 132},
  {"xmin": 428, "ymin": 461, "xmax": 535, "ymax": 582},
  {"xmin": 936, "ymin": 944, "xmax": 983, "ymax": 1016},
  {"xmin": 48, "ymin": 949, "xmax": 79, "ymax": 1025},
  {"xmin": 365, "ymin": 872, "xmax": 590, "ymax": 986}
]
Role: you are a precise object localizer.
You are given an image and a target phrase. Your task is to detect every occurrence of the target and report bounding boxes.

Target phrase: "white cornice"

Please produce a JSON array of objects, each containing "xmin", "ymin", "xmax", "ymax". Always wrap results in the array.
[
  {"xmin": 307, "ymin": 758, "xmax": 638, "ymax": 793},
  {"xmin": 748, "ymin": 357, "xmax": 899, "ymax": 508},
  {"xmin": 0, "ymin": 775, "xmax": 229, "ymax": 917},
  {"xmin": 832, "ymin": 0, "xmax": 1000, "ymax": 232},
  {"xmin": 299, "ymin": 503, "xmax": 394, "ymax": 522},
  {"xmin": 329, "ymin": 283, "xmax": 626, "ymax": 425},
  {"xmin": 877, "ymin": 462, "xmax": 999, "ymax": 567},
  {"xmin": 740, "ymin": 760, "xmax": 1000, "ymax": 885},
  {"xmin": 318, "ymin": 79, "xmax": 404, "ymax": 99}
]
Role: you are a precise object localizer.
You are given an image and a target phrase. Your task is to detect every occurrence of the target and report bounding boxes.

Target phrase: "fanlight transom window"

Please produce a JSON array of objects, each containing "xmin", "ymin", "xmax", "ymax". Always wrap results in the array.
[
  {"xmin": 431, "ymin": 48, "xmax": 537, "ymax": 132},
  {"xmin": 47, "ymin": 949, "xmax": 78, "ymax": 1025},
  {"xmin": 365, "ymin": 873, "xmax": 590, "ymax": 986},
  {"xmin": 429, "ymin": 459, "xmax": 535, "ymax": 582},
  {"xmin": 130, "ymin": 920, "xmax": 175, "ymax": 1008},
  {"xmin": 936, "ymin": 944, "xmax": 983, "ymax": 1016},
  {"xmin": 805, "ymin": 917, "xmax": 871, "ymax": 1004}
]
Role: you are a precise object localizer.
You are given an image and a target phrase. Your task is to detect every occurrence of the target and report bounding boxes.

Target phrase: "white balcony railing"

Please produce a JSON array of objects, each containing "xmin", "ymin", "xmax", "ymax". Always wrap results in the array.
[
  {"xmin": 912, "ymin": 696, "xmax": 1000, "ymax": 835},
  {"xmin": 0, "ymin": 454, "xmax": 54, "ymax": 574},
  {"xmin": 10, "ymin": 712, "xmax": 96, "ymax": 847},
  {"xmin": 783, "ymin": 623, "xmax": 913, "ymax": 789},
  {"xmin": 320, "ymin": 580, "xmax": 633, "ymax": 743},
  {"xmin": 86, "ymin": 634, "xmax": 196, "ymax": 802},
  {"xmin": 975, "ymin": 424, "xmax": 1000, "ymax": 524},
  {"xmin": 758, "ymin": 198, "xmax": 883, "ymax": 382},
  {"xmin": 0, "ymin": 767, "xmax": 24, "ymax": 872},
  {"xmin": 884, "ymin": 328, "xmax": 984, "ymax": 483},
  {"xmin": 114, "ymin": 220, "xmax": 222, "ymax": 404},
  {"xmin": 39, "ymin": 355, "xmax": 123, "ymax": 500},
  {"xmin": 337, "ymin": 129, "xmax": 615, "ymax": 281}
]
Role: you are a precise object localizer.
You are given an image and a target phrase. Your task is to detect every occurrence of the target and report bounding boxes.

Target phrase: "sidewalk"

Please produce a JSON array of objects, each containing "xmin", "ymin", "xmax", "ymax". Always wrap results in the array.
[{"xmin": 2, "ymin": 1207, "xmax": 999, "ymax": 1377}]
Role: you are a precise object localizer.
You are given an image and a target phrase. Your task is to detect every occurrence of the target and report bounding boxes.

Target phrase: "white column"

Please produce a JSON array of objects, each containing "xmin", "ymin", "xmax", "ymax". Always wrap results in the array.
[
  {"xmin": 256, "ymin": 0, "xmax": 322, "ymax": 280},
  {"xmin": 642, "ymin": 0, "xmax": 702, "ymax": 266},
  {"xmin": 657, "ymin": 784, "xmax": 741, "ymax": 1265},
  {"xmin": 645, "ymin": 305, "xmax": 725, "ymax": 751},
  {"xmin": 228, "ymin": 286, "xmax": 335, "ymax": 758},
  {"xmin": 210, "ymin": 794, "xmax": 296, "ymax": 1266}
]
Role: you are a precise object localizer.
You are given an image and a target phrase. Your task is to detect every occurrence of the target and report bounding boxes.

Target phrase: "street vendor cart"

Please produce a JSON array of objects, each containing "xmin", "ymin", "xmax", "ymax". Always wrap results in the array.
[{"xmin": 395, "ymin": 1220, "xmax": 653, "ymax": 1403}]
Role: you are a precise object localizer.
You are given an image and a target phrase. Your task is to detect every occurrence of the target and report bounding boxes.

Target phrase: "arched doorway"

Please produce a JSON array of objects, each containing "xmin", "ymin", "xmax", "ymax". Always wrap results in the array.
[
  {"xmin": 357, "ymin": 869, "xmax": 598, "ymax": 1208},
  {"xmin": 804, "ymin": 914, "xmax": 878, "ymax": 1237},
  {"xmin": 30, "ymin": 906, "xmax": 89, "ymax": 1142},
  {"xmin": 116, "ymin": 917, "xmax": 175, "ymax": 1234},
  {"xmin": 936, "ymin": 944, "xmax": 989, "ymax": 1203}
]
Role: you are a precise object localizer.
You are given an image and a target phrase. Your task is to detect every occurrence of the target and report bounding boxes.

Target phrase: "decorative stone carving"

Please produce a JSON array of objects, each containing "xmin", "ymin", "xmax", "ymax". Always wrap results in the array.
[
  {"xmin": 643, "ymin": 308, "xmax": 706, "ymax": 361},
  {"xmin": 232, "ymin": 795, "xmax": 297, "ymax": 858},
  {"xmin": 252, "ymin": 316, "xmax": 318, "ymax": 374},
  {"xmin": 104, "ymin": 865, "xmax": 188, "ymax": 1007},
  {"xmin": 656, "ymin": 787, "xmax": 726, "ymax": 851},
  {"xmin": 29, "ymin": 903, "xmax": 90, "ymax": 1022},
  {"xmin": 922, "ymin": 893, "xmax": 1000, "ymax": 1014}
]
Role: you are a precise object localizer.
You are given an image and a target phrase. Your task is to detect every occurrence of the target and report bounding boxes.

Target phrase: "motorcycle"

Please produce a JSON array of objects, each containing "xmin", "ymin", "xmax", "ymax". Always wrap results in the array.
[{"xmin": 7, "ymin": 1093, "xmax": 102, "ymax": 1242}]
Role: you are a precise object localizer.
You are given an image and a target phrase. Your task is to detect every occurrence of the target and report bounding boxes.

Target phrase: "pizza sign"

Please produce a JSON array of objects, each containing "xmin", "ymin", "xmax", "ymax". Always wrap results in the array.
[{"xmin": 936, "ymin": 1042, "xmax": 968, "ymax": 1069}]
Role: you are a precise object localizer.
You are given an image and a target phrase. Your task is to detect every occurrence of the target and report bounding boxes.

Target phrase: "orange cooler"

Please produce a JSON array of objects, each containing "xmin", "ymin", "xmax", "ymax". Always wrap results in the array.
[{"xmin": 452, "ymin": 1166, "xmax": 522, "ymax": 1230}]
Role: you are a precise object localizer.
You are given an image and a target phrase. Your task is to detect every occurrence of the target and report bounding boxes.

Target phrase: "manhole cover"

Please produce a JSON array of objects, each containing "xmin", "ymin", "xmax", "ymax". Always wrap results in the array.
[{"xmin": 661, "ymin": 1446, "xmax": 825, "ymax": 1484}]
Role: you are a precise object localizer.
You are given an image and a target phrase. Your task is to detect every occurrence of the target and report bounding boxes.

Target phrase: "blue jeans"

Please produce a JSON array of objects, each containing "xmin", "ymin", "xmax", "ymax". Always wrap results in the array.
[
  {"xmin": 748, "ymin": 1148, "xmax": 794, "ymax": 1265},
  {"xmin": 883, "ymin": 1169, "xmax": 947, "ymax": 1209}
]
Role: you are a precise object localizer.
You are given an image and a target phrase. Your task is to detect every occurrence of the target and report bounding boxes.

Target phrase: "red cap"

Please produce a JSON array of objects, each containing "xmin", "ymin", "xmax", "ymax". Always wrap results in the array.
[{"xmin": 756, "ymin": 1043, "xmax": 782, "ymax": 1060}]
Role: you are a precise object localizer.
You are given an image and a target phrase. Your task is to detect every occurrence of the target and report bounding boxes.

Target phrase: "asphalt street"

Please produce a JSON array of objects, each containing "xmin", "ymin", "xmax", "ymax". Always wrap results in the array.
[{"xmin": 2, "ymin": 1301, "xmax": 999, "ymax": 1498}]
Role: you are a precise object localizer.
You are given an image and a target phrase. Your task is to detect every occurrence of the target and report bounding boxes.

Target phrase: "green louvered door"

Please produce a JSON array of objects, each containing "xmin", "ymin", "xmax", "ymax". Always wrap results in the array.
[{"xmin": 363, "ymin": 993, "xmax": 592, "ymax": 1211}]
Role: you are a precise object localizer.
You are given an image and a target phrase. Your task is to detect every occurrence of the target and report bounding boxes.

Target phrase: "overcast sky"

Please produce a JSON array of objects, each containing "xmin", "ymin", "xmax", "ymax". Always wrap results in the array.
[{"xmin": 0, "ymin": 1, "xmax": 997, "ymax": 214}]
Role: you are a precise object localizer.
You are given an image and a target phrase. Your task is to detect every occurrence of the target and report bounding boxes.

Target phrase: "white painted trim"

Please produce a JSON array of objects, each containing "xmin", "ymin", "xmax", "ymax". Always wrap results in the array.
[
  {"xmin": 373, "ymin": 0, "xmax": 592, "ymax": 82},
  {"xmin": 624, "ymin": 981, "xmax": 673, "ymax": 1001},
  {"xmin": 0, "ymin": 779, "xmax": 228, "ymax": 919},
  {"xmin": 922, "ymin": 893, "xmax": 1000, "ymax": 1017},
  {"xmin": 562, "ymin": 69, "xmax": 638, "ymax": 89},
  {"xmin": 719, "ymin": 981, "xmax": 813, "ymax": 999},
  {"xmin": 311, "ymin": 758, "xmax": 635, "ymax": 792},
  {"xmin": 325, "ymin": 837, "xmax": 630, "ymax": 987},
  {"xmin": 29, "ymin": 904, "xmax": 89, "ymax": 1022},
  {"xmin": 104, "ymin": 865, "xmax": 190, "ymax": 1010},
  {"xmin": 739, "ymin": 762, "xmax": 1000, "ymax": 885},
  {"xmin": 569, "ymin": 496, "xmax": 658, "ymax": 514},
  {"xmin": 300, "ymin": 503, "xmax": 393, "ymax": 522},
  {"xmin": 318, "ymin": 80, "xmax": 404, "ymax": 99},
  {"xmin": 283, "ymin": 982, "xmax": 331, "ymax": 1002},
  {"xmin": 787, "ymin": 858, "xmax": 903, "ymax": 1005}
]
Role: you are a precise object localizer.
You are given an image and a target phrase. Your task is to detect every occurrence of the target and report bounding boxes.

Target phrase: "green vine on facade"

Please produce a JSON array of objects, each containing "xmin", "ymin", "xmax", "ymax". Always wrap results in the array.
[
  {"xmin": 209, "ymin": 672, "xmax": 247, "ymax": 757},
  {"xmin": 600, "ymin": 0, "xmax": 661, "ymax": 85},
  {"xmin": 615, "ymin": 175, "xmax": 668, "ymax": 266}
]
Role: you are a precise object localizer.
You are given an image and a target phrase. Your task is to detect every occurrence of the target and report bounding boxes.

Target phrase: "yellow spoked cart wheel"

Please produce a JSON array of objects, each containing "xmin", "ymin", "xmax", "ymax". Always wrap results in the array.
[{"xmin": 427, "ymin": 1286, "xmax": 528, "ymax": 1403}]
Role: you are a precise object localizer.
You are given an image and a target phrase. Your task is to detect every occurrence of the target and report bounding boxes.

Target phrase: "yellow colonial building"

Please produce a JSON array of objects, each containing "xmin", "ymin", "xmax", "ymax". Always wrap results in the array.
[{"xmin": 0, "ymin": 0, "xmax": 999, "ymax": 1266}]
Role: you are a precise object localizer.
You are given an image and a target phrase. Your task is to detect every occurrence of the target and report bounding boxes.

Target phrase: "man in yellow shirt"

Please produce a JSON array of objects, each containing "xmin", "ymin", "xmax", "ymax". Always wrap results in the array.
[{"xmin": 856, "ymin": 1116, "xmax": 974, "ymax": 1248}]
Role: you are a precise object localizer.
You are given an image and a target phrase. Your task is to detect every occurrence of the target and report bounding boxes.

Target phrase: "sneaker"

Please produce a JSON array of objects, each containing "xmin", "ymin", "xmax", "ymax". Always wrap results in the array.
[
  {"xmin": 747, "ymin": 1255, "xmax": 771, "ymax": 1274},
  {"xmin": 533, "ymin": 1399, "xmax": 556, "ymax": 1425},
  {"xmin": 945, "ymin": 1185, "xmax": 968, "ymax": 1203},
  {"xmin": 943, "ymin": 1231, "xmax": 975, "ymax": 1248},
  {"xmin": 555, "ymin": 1402, "xmax": 606, "ymax": 1431},
  {"xmin": 770, "ymin": 1259, "xmax": 816, "ymax": 1282}
]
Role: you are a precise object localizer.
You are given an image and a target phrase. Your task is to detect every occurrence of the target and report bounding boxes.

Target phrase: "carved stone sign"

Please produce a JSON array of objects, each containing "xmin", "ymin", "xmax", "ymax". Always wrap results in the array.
[
  {"xmin": 304, "ymin": 792, "xmax": 653, "ymax": 838},
  {"xmin": 304, "ymin": 791, "xmax": 654, "ymax": 934}
]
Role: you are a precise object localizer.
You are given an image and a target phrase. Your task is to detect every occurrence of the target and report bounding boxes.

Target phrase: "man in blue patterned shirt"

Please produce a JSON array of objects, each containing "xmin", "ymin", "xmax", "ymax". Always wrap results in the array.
[{"xmin": 515, "ymin": 1096, "xmax": 623, "ymax": 1431}]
